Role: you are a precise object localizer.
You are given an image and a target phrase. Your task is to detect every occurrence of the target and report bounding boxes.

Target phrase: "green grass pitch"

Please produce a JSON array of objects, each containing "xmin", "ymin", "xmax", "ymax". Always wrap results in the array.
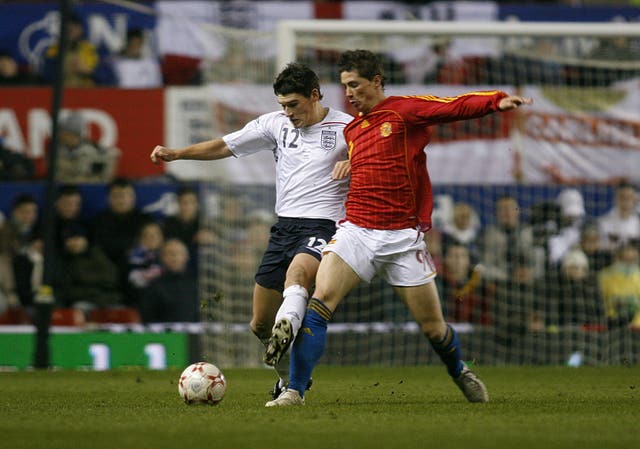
[{"xmin": 0, "ymin": 366, "xmax": 638, "ymax": 449}]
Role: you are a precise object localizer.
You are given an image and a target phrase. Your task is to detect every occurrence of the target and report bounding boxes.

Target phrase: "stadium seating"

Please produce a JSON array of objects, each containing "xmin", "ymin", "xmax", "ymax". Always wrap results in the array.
[
  {"xmin": 89, "ymin": 307, "xmax": 141, "ymax": 324},
  {"xmin": 50, "ymin": 308, "xmax": 86, "ymax": 327},
  {"xmin": 0, "ymin": 307, "xmax": 32, "ymax": 325}
]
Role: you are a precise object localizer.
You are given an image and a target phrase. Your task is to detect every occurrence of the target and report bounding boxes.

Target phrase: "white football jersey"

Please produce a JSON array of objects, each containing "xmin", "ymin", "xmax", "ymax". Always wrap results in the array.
[{"xmin": 223, "ymin": 108, "xmax": 352, "ymax": 221}]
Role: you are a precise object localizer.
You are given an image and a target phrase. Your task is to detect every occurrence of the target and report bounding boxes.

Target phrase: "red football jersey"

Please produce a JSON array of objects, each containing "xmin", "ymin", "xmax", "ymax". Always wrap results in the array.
[{"xmin": 343, "ymin": 91, "xmax": 508, "ymax": 231}]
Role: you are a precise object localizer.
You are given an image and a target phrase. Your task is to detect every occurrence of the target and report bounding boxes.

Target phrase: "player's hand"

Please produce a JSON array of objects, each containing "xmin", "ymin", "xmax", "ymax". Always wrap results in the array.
[
  {"xmin": 150, "ymin": 145, "xmax": 176, "ymax": 164},
  {"xmin": 332, "ymin": 159, "xmax": 351, "ymax": 180},
  {"xmin": 498, "ymin": 96, "xmax": 533, "ymax": 111}
]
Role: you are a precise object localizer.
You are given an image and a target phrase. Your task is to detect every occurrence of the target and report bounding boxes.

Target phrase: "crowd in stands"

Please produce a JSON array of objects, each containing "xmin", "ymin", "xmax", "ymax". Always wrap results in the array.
[
  {"xmin": 0, "ymin": 181, "xmax": 205, "ymax": 325},
  {"xmin": 431, "ymin": 183, "xmax": 640, "ymax": 337},
  {"xmin": 1, "ymin": 8, "xmax": 639, "ymax": 89},
  {"xmin": 0, "ymin": 12, "xmax": 192, "ymax": 89},
  {"xmin": 1, "ymin": 178, "xmax": 639, "ymax": 333}
]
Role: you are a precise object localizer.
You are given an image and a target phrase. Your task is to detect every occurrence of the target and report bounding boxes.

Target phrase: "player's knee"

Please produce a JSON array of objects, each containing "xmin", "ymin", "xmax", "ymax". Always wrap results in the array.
[
  {"xmin": 419, "ymin": 317, "xmax": 447, "ymax": 340},
  {"xmin": 249, "ymin": 318, "xmax": 272, "ymax": 340},
  {"xmin": 285, "ymin": 265, "xmax": 313, "ymax": 289}
]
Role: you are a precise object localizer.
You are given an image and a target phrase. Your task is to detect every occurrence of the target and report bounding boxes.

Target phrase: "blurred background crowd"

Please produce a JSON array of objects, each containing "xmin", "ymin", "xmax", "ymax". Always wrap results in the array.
[{"xmin": 1, "ymin": 0, "xmax": 640, "ymax": 367}]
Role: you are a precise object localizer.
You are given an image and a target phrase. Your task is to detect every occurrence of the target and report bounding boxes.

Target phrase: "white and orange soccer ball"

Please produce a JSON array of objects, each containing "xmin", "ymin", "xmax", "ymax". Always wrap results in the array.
[{"xmin": 178, "ymin": 362, "xmax": 227, "ymax": 405}]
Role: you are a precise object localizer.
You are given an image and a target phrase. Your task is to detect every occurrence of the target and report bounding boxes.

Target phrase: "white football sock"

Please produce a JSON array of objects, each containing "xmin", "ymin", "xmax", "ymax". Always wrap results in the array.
[{"xmin": 275, "ymin": 284, "xmax": 308, "ymax": 339}]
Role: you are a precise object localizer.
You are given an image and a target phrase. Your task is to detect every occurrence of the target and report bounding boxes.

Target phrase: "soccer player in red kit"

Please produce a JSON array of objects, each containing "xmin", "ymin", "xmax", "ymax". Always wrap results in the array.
[{"xmin": 267, "ymin": 49, "xmax": 532, "ymax": 407}]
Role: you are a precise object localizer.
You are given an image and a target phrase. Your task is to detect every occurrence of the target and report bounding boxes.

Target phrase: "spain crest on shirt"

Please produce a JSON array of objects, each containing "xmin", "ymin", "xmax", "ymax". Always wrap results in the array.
[
  {"xmin": 380, "ymin": 122, "xmax": 392, "ymax": 137},
  {"xmin": 321, "ymin": 130, "xmax": 337, "ymax": 151}
]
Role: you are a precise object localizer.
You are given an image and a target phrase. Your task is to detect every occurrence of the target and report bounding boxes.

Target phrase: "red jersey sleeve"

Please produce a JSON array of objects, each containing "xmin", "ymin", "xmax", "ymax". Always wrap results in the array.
[{"xmin": 400, "ymin": 91, "xmax": 508, "ymax": 126}]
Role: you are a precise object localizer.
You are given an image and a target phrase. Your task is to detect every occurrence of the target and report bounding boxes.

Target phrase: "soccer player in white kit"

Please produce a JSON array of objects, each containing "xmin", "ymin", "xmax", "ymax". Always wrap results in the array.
[{"xmin": 150, "ymin": 63, "xmax": 352, "ymax": 398}]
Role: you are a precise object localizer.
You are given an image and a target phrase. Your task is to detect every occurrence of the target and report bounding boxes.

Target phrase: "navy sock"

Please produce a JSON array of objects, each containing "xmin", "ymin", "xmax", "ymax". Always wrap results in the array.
[
  {"xmin": 289, "ymin": 298, "xmax": 332, "ymax": 396},
  {"xmin": 429, "ymin": 324, "xmax": 464, "ymax": 378}
]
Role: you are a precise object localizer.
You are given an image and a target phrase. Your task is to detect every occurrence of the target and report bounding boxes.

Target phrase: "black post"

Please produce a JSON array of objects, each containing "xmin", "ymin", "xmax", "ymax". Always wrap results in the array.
[{"xmin": 33, "ymin": 0, "xmax": 72, "ymax": 369}]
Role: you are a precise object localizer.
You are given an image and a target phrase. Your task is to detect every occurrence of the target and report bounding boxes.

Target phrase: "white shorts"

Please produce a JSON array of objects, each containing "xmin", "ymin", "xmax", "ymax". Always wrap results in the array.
[{"xmin": 324, "ymin": 221, "xmax": 437, "ymax": 286}]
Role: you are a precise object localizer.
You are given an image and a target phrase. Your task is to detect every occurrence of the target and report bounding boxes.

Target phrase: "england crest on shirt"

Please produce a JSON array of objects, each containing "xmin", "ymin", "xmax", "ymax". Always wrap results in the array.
[{"xmin": 321, "ymin": 130, "xmax": 337, "ymax": 151}]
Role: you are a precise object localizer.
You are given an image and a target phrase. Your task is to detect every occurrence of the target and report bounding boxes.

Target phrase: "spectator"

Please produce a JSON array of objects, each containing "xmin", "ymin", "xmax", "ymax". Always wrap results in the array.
[
  {"xmin": 548, "ymin": 249, "xmax": 604, "ymax": 329},
  {"xmin": 0, "ymin": 244, "xmax": 19, "ymax": 314},
  {"xmin": 42, "ymin": 13, "xmax": 100, "ymax": 87},
  {"xmin": 0, "ymin": 50, "xmax": 40, "ymax": 85},
  {"xmin": 441, "ymin": 201, "xmax": 481, "ymax": 262},
  {"xmin": 491, "ymin": 251, "xmax": 547, "ymax": 364},
  {"xmin": 53, "ymin": 223, "xmax": 122, "ymax": 316},
  {"xmin": 91, "ymin": 178, "xmax": 154, "ymax": 290},
  {"xmin": 125, "ymin": 221, "xmax": 164, "ymax": 308},
  {"xmin": 436, "ymin": 243, "xmax": 489, "ymax": 325},
  {"xmin": 162, "ymin": 186, "xmax": 216, "ymax": 268},
  {"xmin": 422, "ymin": 39, "xmax": 456, "ymax": 84},
  {"xmin": 579, "ymin": 222, "xmax": 612, "ymax": 274},
  {"xmin": 139, "ymin": 239, "xmax": 199, "ymax": 323},
  {"xmin": 107, "ymin": 28, "xmax": 162, "ymax": 88},
  {"xmin": 52, "ymin": 185, "xmax": 85, "ymax": 255},
  {"xmin": 55, "ymin": 112, "xmax": 120, "ymax": 184},
  {"xmin": 598, "ymin": 183, "xmax": 640, "ymax": 251},
  {"xmin": 0, "ymin": 136, "xmax": 35, "ymax": 181},
  {"xmin": 229, "ymin": 209, "xmax": 275, "ymax": 284},
  {"xmin": 598, "ymin": 243, "xmax": 640, "ymax": 329},
  {"xmin": 529, "ymin": 200, "xmax": 561, "ymax": 267},
  {"xmin": 548, "ymin": 188, "xmax": 587, "ymax": 265},
  {"xmin": 479, "ymin": 195, "xmax": 540, "ymax": 282},
  {"xmin": 0, "ymin": 193, "xmax": 42, "ymax": 309}
]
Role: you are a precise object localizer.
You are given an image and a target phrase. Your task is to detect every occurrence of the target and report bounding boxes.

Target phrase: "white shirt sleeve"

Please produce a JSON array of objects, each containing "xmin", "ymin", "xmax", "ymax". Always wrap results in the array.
[{"xmin": 222, "ymin": 112, "xmax": 279, "ymax": 158}]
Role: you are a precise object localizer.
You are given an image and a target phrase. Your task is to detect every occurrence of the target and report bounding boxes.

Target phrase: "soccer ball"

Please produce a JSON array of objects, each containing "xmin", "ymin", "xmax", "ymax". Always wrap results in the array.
[{"xmin": 178, "ymin": 362, "xmax": 227, "ymax": 405}]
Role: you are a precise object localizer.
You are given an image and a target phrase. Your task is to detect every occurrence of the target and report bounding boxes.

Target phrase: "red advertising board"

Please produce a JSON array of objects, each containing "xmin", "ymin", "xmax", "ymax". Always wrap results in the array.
[{"xmin": 0, "ymin": 87, "xmax": 164, "ymax": 179}]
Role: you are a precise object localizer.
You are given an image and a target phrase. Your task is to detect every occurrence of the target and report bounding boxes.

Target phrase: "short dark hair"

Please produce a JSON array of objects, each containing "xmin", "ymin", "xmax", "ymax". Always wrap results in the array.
[
  {"xmin": 337, "ymin": 49, "xmax": 386, "ymax": 87},
  {"xmin": 615, "ymin": 181, "xmax": 636, "ymax": 192},
  {"xmin": 11, "ymin": 193, "xmax": 37, "ymax": 211},
  {"xmin": 109, "ymin": 177, "xmax": 133, "ymax": 191},
  {"xmin": 57, "ymin": 184, "xmax": 81, "ymax": 198},
  {"xmin": 176, "ymin": 184, "xmax": 197, "ymax": 198},
  {"xmin": 273, "ymin": 62, "xmax": 322, "ymax": 99},
  {"xmin": 127, "ymin": 28, "xmax": 144, "ymax": 41}
]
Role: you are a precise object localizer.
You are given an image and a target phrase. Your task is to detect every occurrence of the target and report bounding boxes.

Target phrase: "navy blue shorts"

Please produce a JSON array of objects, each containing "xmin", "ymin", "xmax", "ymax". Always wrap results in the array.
[{"xmin": 255, "ymin": 217, "xmax": 336, "ymax": 293}]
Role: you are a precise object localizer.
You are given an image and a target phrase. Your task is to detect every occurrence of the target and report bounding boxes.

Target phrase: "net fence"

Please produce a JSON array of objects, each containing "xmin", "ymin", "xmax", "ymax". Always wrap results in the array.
[{"xmin": 193, "ymin": 21, "xmax": 640, "ymax": 367}]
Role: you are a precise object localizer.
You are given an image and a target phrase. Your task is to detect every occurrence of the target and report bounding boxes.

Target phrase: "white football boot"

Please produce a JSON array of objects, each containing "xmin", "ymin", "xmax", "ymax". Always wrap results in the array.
[
  {"xmin": 453, "ymin": 363, "xmax": 489, "ymax": 403},
  {"xmin": 265, "ymin": 389, "xmax": 305, "ymax": 407}
]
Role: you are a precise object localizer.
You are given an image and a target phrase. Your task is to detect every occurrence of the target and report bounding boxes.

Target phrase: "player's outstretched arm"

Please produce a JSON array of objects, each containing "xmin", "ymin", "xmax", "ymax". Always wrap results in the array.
[
  {"xmin": 332, "ymin": 159, "xmax": 351, "ymax": 180},
  {"xmin": 150, "ymin": 138, "xmax": 233, "ymax": 164},
  {"xmin": 498, "ymin": 95, "xmax": 533, "ymax": 111}
]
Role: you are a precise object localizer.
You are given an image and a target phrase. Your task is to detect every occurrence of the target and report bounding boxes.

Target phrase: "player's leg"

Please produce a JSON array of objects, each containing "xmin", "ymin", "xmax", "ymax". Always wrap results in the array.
[
  {"xmin": 251, "ymin": 219, "xmax": 294, "ymax": 394},
  {"xmin": 267, "ymin": 252, "xmax": 361, "ymax": 407},
  {"xmin": 381, "ymin": 230, "xmax": 488, "ymax": 403},
  {"xmin": 250, "ymin": 282, "xmax": 301, "ymax": 398},
  {"xmin": 264, "ymin": 253, "xmax": 317, "ymax": 366},
  {"xmin": 394, "ymin": 282, "xmax": 458, "ymax": 372},
  {"xmin": 394, "ymin": 282, "xmax": 488, "ymax": 403},
  {"xmin": 250, "ymin": 282, "xmax": 282, "ymax": 365},
  {"xmin": 264, "ymin": 218, "xmax": 335, "ymax": 367}
]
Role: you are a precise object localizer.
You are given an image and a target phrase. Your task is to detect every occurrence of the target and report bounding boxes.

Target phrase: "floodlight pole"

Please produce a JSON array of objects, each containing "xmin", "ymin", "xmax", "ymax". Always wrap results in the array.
[{"xmin": 33, "ymin": 0, "xmax": 71, "ymax": 369}]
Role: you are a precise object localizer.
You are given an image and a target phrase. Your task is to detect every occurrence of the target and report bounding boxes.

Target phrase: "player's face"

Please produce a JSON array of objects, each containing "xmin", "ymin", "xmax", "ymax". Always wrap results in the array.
[
  {"xmin": 277, "ymin": 91, "xmax": 318, "ymax": 128},
  {"xmin": 340, "ymin": 70, "xmax": 382, "ymax": 115}
]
